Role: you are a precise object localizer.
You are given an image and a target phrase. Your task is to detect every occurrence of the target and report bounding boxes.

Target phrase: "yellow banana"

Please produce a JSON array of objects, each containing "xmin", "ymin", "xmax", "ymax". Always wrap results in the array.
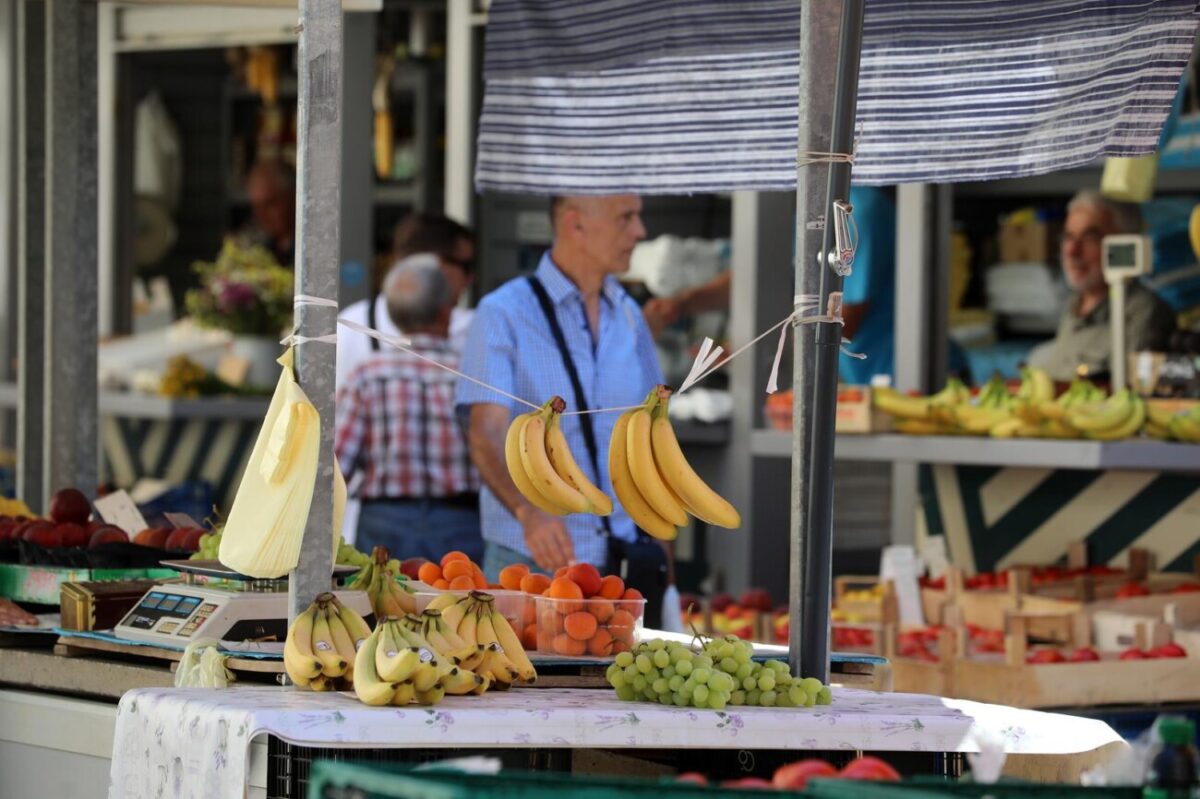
[
  {"xmin": 311, "ymin": 605, "xmax": 348, "ymax": 678},
  {"xmin": 486, "ymin": 605, "xmax": 537, "ymax": 683},
  {"xmin": 376, "ymin": 624, "xmax": 423, "ymax": 683},
  {"xmin": 1041, "ymin": 419, "xmax": 1081, "ymax": 439},
  {"xmin": 352, "ymin": 630, "xmax": 398, "ymax": 706},
  {"xmin": 440, "ymin": 595, "xmax": 471, "ymax": 633},
  {"xmin": 545, "ymin": 412, "xmax": 613, "ymax": 515},
  {"xmin": 393, "ymin": 623, "xmax": 445, "ymax": 691},
  {"xmin": 386, "ymin": 576, "xmax": 417, "ymax": 615},
  {"xmin": 609, "ymin": 410, "xmax": 677, "ymax": 540},
  {"xmin": 990, "ymin": 418, "xmax": 1028, "ymax": 438},
  {"xmin": 1147, "ymin": 402, "xmax": 1186, "ymax": 430},
  {"xmin": 1170, "ymin": 414, "xmax": 1200, "ymax": 443},
  {"xmin": 390, "ymin": 680, "xmax": 415, "ymax": 706},
  {"xmin": 893, "ymin": 419, "xmax": 946, "ymax": 435},
  {"xmin": 308, "ymin": 674, "xmax": 334, "ymax": 692},
  {"xmin": 455, "ymin": 601, "xmax": 479, "ymax": 647},
  {"xmin": 414, "ymin": 684, "xmax": 445, "ymax": 706},
  {"xmin": 521, "ymin": 403, "xmax": 590, "ymax": 514},
  {"xmin": 329, "ymin": 597, "xmax": 372, "ymax": 651},
  {"xmin": 283, "ymin": 605, "xmax": 323, "ymax": 685},
  {"xmin": 442, "ymin": 666, "xmax": 485, "ymax": 695},
  {"xmin": 324, "ymin": 606, "xmax": 358, "ymax": 679},
  {"xmin": 1085, "ymin": 396, "xmax": 1145, "ymax": 441},
  {"xmin": 505, "ymin": 411, "xmax": 572, "ymax": 515},
  {"xmin": 1067, "ymin": 389, "xmax": 1136, "ymax": 433},
  {"xmin": 953, "ymin": 406, "xmax": 1013, "ymax": 435},
  {"xmin": 425, "ymin": 592, "xmax": 460, "ymax": 612},
  {"xmin": 625, "ymin": 404, "xmax": 688, "ymax": 526},
  {"xmin": 428, "ymin": 611, "xmax": 470, "ymax": 652},
  {"xmin": 1145, "ymin": 421, "xmax": 1173, "ymax": 441},
  {"xmin": 649, "ymin": 392, "xmax": 739, "ymax": 528},
  {"xmin": 872, "ymin": 387, "xmax": 932, "ymax": 420}
]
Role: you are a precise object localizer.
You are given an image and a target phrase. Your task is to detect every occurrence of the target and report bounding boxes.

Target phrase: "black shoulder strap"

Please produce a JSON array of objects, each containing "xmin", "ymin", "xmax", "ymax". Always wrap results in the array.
[
  {"xmin": 366, "ymin": 292, "xmax": 381, "ymax": 352},
  {"xmin": 527, "ymin": 276, "xmax": 610, "ymax": 533}
]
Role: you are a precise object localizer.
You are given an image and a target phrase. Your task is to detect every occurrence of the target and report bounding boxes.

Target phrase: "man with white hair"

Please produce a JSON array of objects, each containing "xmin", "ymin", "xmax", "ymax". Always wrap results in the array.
[
  {"xmin": 335, "ymin": 254, "xmax": 482, "ymax": 562},
  {"xmin": 1028, "ymin": 190, "xmax": 1175, "ymax": 381}
]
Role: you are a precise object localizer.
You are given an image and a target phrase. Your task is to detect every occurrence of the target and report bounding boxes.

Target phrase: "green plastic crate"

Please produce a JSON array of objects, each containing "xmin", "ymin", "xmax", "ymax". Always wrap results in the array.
[
  {"xmin": 0, "ymin": 563, "xmax": 178, "ymax": 604},
  {"xmin": 306, "ymin": 762, "xmax": 793, "ymax": 799},
  {"xmin": 803, "ymin": 778, "xmax": 1142, "ymax": 799}
]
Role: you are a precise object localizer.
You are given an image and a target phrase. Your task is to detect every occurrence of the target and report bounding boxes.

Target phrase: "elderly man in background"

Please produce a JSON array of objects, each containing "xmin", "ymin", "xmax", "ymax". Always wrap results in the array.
[
  {"xmin": 456, "ymin": 195, "xmax": 672, "ymax": 627},
  {"xmin": 1028, "ymin": 191, "xmax": 1176, "ymax": 381},
  {"xmin": 335, "ymin": 254, "xmax": 483, "ymax": 563}
]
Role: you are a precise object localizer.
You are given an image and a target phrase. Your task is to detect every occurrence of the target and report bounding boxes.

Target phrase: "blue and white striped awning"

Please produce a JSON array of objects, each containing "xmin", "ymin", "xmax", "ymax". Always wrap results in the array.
[{"xmin": 476, "ymin": 0, "xmax": 1200, "ymax": 194}]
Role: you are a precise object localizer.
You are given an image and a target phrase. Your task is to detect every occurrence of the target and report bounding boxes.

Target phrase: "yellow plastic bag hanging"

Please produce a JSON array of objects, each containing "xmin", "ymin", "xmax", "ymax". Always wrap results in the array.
[{"xmin": 219, "ymin": 347, "xmax": 344, "ymax": 578}]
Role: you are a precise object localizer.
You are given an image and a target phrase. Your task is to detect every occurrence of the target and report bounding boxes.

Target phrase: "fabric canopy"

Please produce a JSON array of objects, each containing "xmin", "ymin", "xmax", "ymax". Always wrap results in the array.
[{"xmin": 476, "ymin": 0, "xmax": 1200, "ymax": 194}]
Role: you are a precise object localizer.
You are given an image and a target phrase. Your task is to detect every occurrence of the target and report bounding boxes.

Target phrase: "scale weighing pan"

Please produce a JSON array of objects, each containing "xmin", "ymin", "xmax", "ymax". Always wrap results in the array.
[{"xmin": 111, "ymin": 559, "xmax": 371, "ymax": 654}]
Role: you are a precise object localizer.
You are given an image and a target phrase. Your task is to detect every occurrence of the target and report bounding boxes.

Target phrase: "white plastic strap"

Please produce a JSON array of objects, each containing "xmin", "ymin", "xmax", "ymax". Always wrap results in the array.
[{"xmin": 293, "ymin": 294, "xmax": 339, "ymax": 309}]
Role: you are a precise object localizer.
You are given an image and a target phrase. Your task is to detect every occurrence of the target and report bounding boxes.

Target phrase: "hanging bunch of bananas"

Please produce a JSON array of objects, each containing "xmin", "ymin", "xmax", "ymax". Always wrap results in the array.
[
  {"xmin": 283, "ymin": 592, "xmax": 372, "ymax": 691},
  {"xmin": 609, "ymin": 386, "xmax": 741, "ymax": 541},
  {"xmin": 872, "ymin": 377, "xmax": 971, "ymax": 434},
  {"xmin": 347, "ymin": 545, "xmax": 416, "ymax": 618},
  {"xmin": 1146, "ymin": 401, "xmax": 1200, "ymax": 442},
  {"xmin": 352, "ymin": 593, "xmax": 537, "ymax": 707},
  {"xmin": 505, "ymin": 397, "xmax": 614, "ymax": 518}
]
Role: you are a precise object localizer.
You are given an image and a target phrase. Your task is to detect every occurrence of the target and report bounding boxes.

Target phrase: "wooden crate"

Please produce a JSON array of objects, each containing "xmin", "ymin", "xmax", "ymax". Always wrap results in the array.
[
  {"xmin": 832, "ymin": 575, "xmax": 896, "ymax": 623},
  {"xmin": 1088, "ymin": 592, "xmax": 1200, "ymax": 651},
  {"xmin": 884, "ymin": 625, "xmax": 954, "ymax": 698},
  {"xmin": 949, "ymin": 613, "xmax": 1200, "ymax": 708}
]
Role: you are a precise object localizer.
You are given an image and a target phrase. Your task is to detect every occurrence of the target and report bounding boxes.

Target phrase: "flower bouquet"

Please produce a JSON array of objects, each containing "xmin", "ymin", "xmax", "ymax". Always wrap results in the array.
[{"xmin": 184, "ymin": 239, "xmax": 293, "ymax": 337}]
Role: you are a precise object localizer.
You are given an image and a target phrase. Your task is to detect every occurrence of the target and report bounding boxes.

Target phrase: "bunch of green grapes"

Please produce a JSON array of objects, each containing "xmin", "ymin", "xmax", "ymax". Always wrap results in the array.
[
  {"xmin": 605, "ymin": 635, "xmax": 832, "ymax": 710},
  {"xmin": 335, "ymin": 538, "xmax": 371, "ymax": 568},
  {"xmin": 190, "ymin": 529, "xmax": 223, "ymax": 560}
]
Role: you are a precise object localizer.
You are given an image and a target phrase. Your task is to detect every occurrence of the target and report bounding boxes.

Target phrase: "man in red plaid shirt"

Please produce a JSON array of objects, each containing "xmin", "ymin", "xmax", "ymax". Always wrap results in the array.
[{"xmin": 335, "ymin": 254, "xmax": 483, "ymax": 562}]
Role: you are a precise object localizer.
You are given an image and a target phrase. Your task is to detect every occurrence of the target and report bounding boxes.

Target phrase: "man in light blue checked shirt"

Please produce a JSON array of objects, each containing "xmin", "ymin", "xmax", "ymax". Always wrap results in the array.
[{"xmin": 455, "ymin": 195, "xmax": 664, "ymax": 583}]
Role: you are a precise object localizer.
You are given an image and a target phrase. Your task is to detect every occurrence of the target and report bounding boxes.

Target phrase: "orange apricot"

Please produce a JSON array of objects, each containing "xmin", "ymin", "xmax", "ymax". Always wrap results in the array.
[
  {"xmin": 499, "ymin": 564, "xmax": 530, "ymax": 591},
  {"xmin": 588, "ymin": 598, "xmax": 614, "ymax": 623},
  {"xmin": 587, "ymin": 628, "xmax": 614, "ymax": 657},
  {"xmin": 564, "ymin": 611, "xmax": 598, "ymax": 641},
  {"xmin": 440, "ymin": 550, "xmax": 469, "ymax": 569},
  {"xmin": 442, "ymin": 560, "xmax": 474, "ymax": 581},
  {"xmin": 553, "ymin": 633, "xmax": 587, "ymax": 657},
  {"xmin": 447, "ymin": 575, "xmax": 475, "ymax": 591},
  {"xmin": 417, "ymin": 562, "xmax": 443, "ymax": 584},
  {"xmin": 597, "ymin": 574, "xmax": 625, "ymax": 600},
  {"xmin": 520, "ymin": 573, "xmax": 552, "ymax": 595},
  {"xmin": 567, "ymin": 563, "xmax": 603, "ymax": 598}
]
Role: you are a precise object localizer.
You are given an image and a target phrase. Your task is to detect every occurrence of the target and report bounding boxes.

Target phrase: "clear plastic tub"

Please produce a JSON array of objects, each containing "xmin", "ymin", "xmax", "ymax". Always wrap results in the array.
[
  {"xmin": 412, "ymin": 589, "xmax": 532, "ymax": 638},
  {"xmin": 534, "ymin": 594, "xmax": 645, "ymax": 657}
]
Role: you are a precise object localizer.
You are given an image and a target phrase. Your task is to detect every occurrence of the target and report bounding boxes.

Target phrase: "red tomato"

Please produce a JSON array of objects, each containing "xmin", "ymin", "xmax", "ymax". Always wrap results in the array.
[
  {"xmin": 773, "ymin": 759, "xmax": 839, "ymax": 790},
  {"xmin": 1068, "ymin": 648, "xmax": 1101, "ymax": 662},
  {"xmin": 1115, "ymin": 582, "xmax": 1151, "ymax": 599},
  {"xmin": 1119, "ymin": 647, "xmax": 1148, "ymax": 660},
  {"xmin": 840, "ymin": 756, "xmax": 901, "ymax": 782},
  {"xmin": 1172, "ymin": 583, "xmax": 1200, "ymax": 594},
  {"xmin": 1148, "ymin": 643, "xmax": 1187, "ymax": 658},
  {"xmin": 1026, "ymin": 648, "xmax": 1066, "ymax": 664}
]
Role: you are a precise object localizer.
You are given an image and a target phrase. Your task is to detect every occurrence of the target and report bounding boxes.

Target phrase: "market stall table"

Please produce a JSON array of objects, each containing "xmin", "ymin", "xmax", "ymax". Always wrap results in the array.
[{"xmin": 108, "ymin": 686, "xmax": 1126, "ymax": 799}]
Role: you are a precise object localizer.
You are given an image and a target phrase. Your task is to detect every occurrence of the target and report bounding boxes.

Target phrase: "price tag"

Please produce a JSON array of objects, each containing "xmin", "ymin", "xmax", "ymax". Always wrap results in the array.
[
  {"xmin": 164, "ymin": 512, "xmax": 202, "ymax": 530},
  {"xmin": 216, "ymin": 354, "xmax": 250, "ymax": 387},
  {"xmin": 93, "ymin": 490, "xmax": 149, "ymax": 536},
  {"xmin": 880, "ymin": 545, "xmax": 924, "ymax": 626}
]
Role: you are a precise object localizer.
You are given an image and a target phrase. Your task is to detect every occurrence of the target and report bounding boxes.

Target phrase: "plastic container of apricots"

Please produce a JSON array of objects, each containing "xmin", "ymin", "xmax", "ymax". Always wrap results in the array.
[
  {"xmin": 412, "ymin": 589, "xmax": 532, "ymax": 639},
  {"xmin": 534, "ymin": 594, "xmax": 645, "ymax": 657}
]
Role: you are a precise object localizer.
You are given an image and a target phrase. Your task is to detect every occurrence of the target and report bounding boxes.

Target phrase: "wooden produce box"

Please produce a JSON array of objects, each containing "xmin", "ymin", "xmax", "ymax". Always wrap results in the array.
[
  {"xmin": 1088, "ymin": 592, "xmax": 1200, "ymax": 651},
  {"xmin": 922, "ymin": 568, "xmax": 1080, "ymax": 643},
  {"xmin": 950, "ymin": 613, "xmax": 1200, "ymax": 709},
  {"xmin": 0, "ymin": 562, "xmax": 177, "ymax": 604},
  {"xmin": 763, "ymin": 386, "xmax": 892, "ymax": 433}
]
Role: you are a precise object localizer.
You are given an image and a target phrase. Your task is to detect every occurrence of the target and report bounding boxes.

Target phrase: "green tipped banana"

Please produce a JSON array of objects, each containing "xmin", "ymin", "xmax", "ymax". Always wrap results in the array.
[{"xmin": 1085, "ymin": 396, "xmax": 1146, "ymax": 441}]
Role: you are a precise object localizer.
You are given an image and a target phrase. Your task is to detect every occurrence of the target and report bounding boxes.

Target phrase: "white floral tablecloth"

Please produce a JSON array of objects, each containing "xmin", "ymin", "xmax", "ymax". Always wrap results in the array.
[{"xmin": 108, "ymin": 686, "xmax": 1123, "ymax": 799}]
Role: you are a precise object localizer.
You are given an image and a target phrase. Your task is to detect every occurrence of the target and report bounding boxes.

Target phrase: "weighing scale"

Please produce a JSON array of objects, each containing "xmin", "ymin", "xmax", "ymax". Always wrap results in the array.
[
  {"xmin": 113, "ymin": 560, "xmax": 371, "ymax": 653},
  {"xmin": 1101, "ymin": 233, "xmax": 1152, "ymax": 390}
]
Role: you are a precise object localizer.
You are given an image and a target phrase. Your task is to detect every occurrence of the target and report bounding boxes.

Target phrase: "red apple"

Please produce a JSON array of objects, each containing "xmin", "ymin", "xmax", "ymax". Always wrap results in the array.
[
  {"xmin": 1026, "ymin": 648, "xmax": 1066, "ymax": 664},
  {"xmin": 22, "ymin": 521, "xmax": 61, "ymax": 548},
  {"xmin": 840, "ymin": 756, "xmax": 901, "ymax": 782},
  {"xmin": 164, "ymin": 527, "xmax": 205, "ymax": 552},
  {"xmin": 1148, "ymin": 643, "xmax": 1187, "ymax": 659},
  {"xmin": 1119, "ymin": 647, "xmax": 1148, "ymax": 660},
  {"xmin": 88, "ymin": 527, "xmax": 129, "ymax": 548},
  {"xmin": 56, "ymin": 523, "xmax": 90, "ymax": 548},
  {"xmin": 773, "ymin": 759, "xmax": 838, "ymax": 789},
  {"xmin": 86, "ymin": 519, "xmax": 106, "ymax": 533},
  {"xmin": 399, "ymin": 558, "xmax": 427, "ymax": 581},
  {"xmin": 679, "ymin": 592, "xmax": 701, "ymax": 613},
  {"xmin": 48, "ymin": 488, "xmax": 91, "ymax": 525},
  {"xmin": 1069, "ymin": 647, "xmax": 1100, "ymax": 662}
]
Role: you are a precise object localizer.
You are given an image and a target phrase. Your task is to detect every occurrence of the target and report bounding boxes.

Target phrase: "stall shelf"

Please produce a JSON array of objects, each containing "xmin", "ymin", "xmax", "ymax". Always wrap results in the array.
[{"xmin": 751, "ymin": 431, "xmax": 1200, "ymax": 472}]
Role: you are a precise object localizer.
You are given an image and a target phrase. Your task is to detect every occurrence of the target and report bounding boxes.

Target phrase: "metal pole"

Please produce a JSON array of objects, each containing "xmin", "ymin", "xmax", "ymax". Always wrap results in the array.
[
  {"xmin": 288, "ymin": 0, "xmax": 342, "ymax": 625},
  {"xmin": 790, "ymin": 0, "xmax": 865, "ymax": 683},
  {"xmin": 16, "ymin": 0, "xmax": 46, "ymax": 512},
  {"xmin": 44, "ymin": 0, "xmax": 98, "ymax": 504}
]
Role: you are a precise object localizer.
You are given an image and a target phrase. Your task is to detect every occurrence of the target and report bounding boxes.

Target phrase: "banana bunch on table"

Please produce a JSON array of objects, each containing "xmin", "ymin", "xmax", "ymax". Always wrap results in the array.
[
  {"xmin": 353, "ymin": 592, "xmax": 537, "ymax": 707},
  {"xmin": 347, "ymin": 545, "xmax": 416, "ymax": 619},
  {"xmin": 283, "ymin": 593, "xmax": 372, "ymax": 691},
  {"xmin": 1146, "ymin": 401, "xmax": 1200, "ymax": 442},
  {"xmin": 871, "ymin": 376, "xmax": 972, "ymax": 435}
]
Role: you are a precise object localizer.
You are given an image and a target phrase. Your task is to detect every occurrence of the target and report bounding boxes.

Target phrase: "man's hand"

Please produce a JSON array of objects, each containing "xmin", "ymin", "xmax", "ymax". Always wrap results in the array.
[
  {"xmin": 516, "ymin": 505, "xmax": 575, "ymax": 572},
  {"xmin": 642, "ymin": 296, "xmax": 685, "ymax": 337},
  {"xmin": 0, "ymin": 599, "xmax": 37, "ymax": 627}
]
